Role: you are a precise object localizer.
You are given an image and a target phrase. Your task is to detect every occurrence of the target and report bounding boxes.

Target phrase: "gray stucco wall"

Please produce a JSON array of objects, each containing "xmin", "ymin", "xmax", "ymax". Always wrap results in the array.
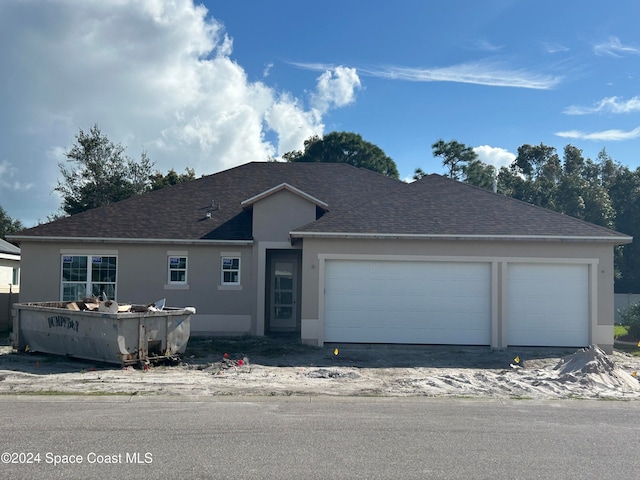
[
  {"xmin": 299, "ymin": 237, "xmax": 616, "ymax": 349},
  {"xmin": 252, "ymin": 189, "xmax": 316, "ymax": 242},
  {"xmin": 18, "ymin": 241, "xmax": 256, "ymax": 335},
  {"xmin": 15, "ymin": 228, "xmax": 619, "ymax": 350}
]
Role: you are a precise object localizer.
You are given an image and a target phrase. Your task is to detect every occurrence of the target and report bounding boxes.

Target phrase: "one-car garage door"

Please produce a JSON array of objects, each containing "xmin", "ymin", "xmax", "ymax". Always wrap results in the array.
[
  {"xmin": 324, "ymin": 260, "xmax": 491, "ymax": 344},
  {"xmin": 506, "ymin": 263, "xmax": 589, "ymax": 347}
]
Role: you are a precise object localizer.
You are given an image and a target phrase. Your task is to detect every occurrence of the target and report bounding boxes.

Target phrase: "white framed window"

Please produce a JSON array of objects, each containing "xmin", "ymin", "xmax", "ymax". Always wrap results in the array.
[
  {"xmin": 168, "ymin": 256, "xmax": 188, "ymax": 284},
  {"xmin": 61, "ymin": 255, "xmax": 117, "ymax": 301},
  {"xmin": 221, "ymin": 256, "xmax": 240, "ymax": 285}
]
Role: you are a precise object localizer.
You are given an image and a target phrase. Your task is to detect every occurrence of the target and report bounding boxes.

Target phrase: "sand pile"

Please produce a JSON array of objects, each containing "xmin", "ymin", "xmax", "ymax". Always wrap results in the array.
[{"xmin": 552, "ymin": 345, "xmax": 640, "ymax": 392}]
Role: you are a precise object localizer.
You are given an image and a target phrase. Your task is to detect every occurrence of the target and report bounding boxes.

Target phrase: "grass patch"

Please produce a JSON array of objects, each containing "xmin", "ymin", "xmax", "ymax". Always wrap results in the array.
[{"xmin": 614, "ymin": 325, "xmax": 628, "ymax": 339}]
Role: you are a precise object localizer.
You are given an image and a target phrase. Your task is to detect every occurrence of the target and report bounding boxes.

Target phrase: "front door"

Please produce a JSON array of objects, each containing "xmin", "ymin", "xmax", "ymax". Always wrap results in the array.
[{"xmin": 267, "ymin": 251, "xmax": 300, "ymax": 333}]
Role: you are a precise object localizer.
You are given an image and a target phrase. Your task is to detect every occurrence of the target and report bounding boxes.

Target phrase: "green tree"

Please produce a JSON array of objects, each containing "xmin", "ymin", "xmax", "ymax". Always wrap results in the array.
[
  {"xmin": 556, "ymin": 145, "xmax": 615, "ymax": 228},
  {"xmin": 416, "ymin": 141, "xmax": 495, "ymax": 190},
  {"xmin": 412, "ymin": 167, "xmax": 427, "ymax": 180},
  {"xmin": 284, "ymin": 132, "xmax": 399, "ymax": 179},
  {"xmin": 501, "ymin": 143, "xmax": 615, "ymax": 228},
  {"xmin": 149, "ymin": 167, "xmax": 196, "ymax": 191},
  {"xmin": 55, "ymin": 125, "xmax": 155, "ymax": 215},
  {"xmin": 606, "ymin": 164, "xmax": 640, "ymax": 292},
  {"xmin": 504, "ymin": 143, "xmax": 562, "ymax": 209},
  {"xmin": 432, "ymin": 139, "xmax": 478, "ymax": 180},
  {"xmin": 462, "ymin": 159, "xmax": 496, "ymax": 190},
  {"xmin": 0, "ymin": 206, "xmax": 23, "ymax": 240},
  {"xmin": 511, "ymin": 143, "xmax": 559, "ymax": 181}
]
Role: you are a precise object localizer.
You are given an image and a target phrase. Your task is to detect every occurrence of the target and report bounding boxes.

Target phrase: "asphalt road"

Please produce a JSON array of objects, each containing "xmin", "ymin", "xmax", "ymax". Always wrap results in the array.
[{"xmin": 0, "ymin": 396, "xmax": 638, "ymax": 480}]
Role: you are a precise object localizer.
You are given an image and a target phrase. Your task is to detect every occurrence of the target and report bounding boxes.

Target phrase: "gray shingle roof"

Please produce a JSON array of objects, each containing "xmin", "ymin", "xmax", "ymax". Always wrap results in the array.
[
  {"xmin": 293, "ymin": 174, "xmax": 630, "ymax": 240},
  {"xmin": 10, "ymin": 163, "xmax": 630, "ymax": 242},
  {"xmin": 12, "ymin": 162, "xmax": 404, "ymax": 241}
]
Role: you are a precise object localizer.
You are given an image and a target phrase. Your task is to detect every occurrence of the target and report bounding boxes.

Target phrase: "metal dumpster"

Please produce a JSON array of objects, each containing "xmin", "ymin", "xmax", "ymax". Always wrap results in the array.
[{"xmin": 11, "ymin": 301, "xmax": 194, "ymax": 366}]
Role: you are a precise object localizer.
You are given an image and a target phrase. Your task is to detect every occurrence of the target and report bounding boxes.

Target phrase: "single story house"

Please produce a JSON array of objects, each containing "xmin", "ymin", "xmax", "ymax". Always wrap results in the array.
[
  {"xmin": 9, "ymin": 161, "xmax": 632, "ymax": 352},
  {"xmin": 0, "ymin": 238, "xmax": 20, "ymax": 287},
  {"xmin": 0, "ymin": 238, "xmax": 20, "ymax": 330}
]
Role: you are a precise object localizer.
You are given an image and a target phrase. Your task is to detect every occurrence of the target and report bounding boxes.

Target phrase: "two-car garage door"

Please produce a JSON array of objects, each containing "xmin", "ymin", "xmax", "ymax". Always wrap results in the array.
[
  {"xmin": 323, "ymin": 259, "xmax": 590, "ymax": 347},
  {"xmin": 324, "ymin": 260, "xmax": 492, "ymax": 345}
]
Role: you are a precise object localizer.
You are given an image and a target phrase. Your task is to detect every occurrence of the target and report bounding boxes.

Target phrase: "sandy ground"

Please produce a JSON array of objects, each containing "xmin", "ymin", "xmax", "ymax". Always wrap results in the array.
[{"xmin": 0, "ymin": 336, "xmax": 639, "ymax": 399}]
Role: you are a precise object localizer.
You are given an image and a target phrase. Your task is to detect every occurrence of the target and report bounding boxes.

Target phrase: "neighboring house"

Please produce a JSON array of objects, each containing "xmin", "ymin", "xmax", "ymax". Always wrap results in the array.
[
  {"xmin": 0, "ymin": 238, "xmax": 20, "ymax": 287},
  {"xmin": 8, "ymin": 162, "xmax": 632, "ymax": 352},
  {"xmin": 0, "ymin": 238, "xmax": 20, "ymax": 330}
]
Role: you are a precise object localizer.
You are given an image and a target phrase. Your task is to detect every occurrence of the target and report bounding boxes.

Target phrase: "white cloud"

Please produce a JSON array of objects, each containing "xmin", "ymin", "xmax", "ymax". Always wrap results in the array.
[
  {"xmin": 294, "ymin": 60, "xmax": 562, "ymax": 90},
  {"xmin": 265, "ymin": 94, "xmax": 324, "ymax": 156},
  {"xmin": 542, "ymin": 42, "xmax": 570, "ymax": 54},
  {"xmin": 473, "ymin": 145, "xmax": 516, "ymax": 169},
  {"xmin": 312, "ymin": 66, "xmax": 362, "ymax": 114},
  {"xmin": 563, "ymin": 96, "xmax": 640, "ymax": 115},
  {"xmin": 0, "ymin": 160, "xmax": 33, "ymax": 192},
  {"xmin": 0, "ymin": 161, "xmax": 10, "ymax": 178},
  {"xmin": 0, "ymin": 0, "xmax": 359, "ymax": 224},
  {"xmin": 593, "ymin": 37, "xmax": 640, "ymax": 57},
  {"xmin": 555, "ymin": 126, "xmax": 640, "ymax": 141}
]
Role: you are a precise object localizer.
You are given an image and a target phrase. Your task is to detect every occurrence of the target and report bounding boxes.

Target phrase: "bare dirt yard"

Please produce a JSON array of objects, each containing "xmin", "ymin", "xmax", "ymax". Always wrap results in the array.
[{"xmin": 1, "ymin": 335, "xmax": 639, "ymax": 399}]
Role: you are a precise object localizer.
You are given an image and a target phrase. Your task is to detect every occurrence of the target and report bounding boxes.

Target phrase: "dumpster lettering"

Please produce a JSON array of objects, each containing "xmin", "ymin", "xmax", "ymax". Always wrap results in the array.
[{"xmin": 47, "ymin": 316, "xmax": 79, "ymax": 332}]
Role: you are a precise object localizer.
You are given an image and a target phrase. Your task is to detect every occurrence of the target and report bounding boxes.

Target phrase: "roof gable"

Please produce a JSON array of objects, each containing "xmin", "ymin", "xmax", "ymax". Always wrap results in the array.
[{"xmin": 241, "ymin": 183, "xmax": 329, "ymax": 210}]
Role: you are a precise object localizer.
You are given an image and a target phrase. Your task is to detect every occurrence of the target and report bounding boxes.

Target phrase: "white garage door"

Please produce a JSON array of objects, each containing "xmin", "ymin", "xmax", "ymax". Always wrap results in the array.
[
  {"xmin": 507, "ymin": 263, "xmax": 589, "ymax": 347},
  {"xmin": 324, "ymin": 260, "xmax": 491, "ymax": 344}
]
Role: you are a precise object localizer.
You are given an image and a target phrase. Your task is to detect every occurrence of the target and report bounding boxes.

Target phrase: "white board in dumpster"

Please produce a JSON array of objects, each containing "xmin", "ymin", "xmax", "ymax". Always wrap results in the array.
[{"xmin": 11, "ymin": 300, "xmax": 195, "ymax": 366}]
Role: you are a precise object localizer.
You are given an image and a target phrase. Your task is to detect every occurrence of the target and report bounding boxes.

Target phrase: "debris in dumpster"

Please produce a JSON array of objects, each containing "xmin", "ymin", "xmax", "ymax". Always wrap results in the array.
[
  {"xmin": 98, "ymin": 299, "xmax": 118, "ymax": 313},
  {"xmin": 53, "ymin": 298, "xmax": 169, "ymax": 314},
  {"xmin": 146, "ymin": 298, "xmax": 166, "ymax": 312}
]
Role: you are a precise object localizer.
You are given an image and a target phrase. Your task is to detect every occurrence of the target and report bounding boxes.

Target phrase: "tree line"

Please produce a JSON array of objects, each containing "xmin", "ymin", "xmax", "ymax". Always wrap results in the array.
[
  {"xmin": 2, "ymin": 128, "xmax": 640, "ymax": 292},
  {"xmin": 419, "ymin": 139, "xmax": 639, "ymax": 293}
]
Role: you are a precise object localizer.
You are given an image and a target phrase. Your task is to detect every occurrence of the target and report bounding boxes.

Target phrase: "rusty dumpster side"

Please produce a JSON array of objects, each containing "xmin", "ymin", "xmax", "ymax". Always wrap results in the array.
[{"xmin": 11, "ymin": 302, "xmax": 194, "ymax": 366}]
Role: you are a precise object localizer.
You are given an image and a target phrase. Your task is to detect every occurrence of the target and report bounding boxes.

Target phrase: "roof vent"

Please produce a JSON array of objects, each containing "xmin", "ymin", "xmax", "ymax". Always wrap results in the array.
[{"xmin": 206, "ymin": 212, "xmax": 212, "ymax": 219}]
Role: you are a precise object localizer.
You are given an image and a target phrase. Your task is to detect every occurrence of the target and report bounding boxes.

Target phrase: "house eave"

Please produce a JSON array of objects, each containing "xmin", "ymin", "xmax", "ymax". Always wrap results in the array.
[
  {"xmin": 0, "ymin": 253, "xmax": 20, "ymax": 261},
  {"xmin": 290, "ymin": 231, "xmax": 633, "ymax": 243},
  {"xmin": 6, "ymin": 235, "xmax": 254, "ymax": 246}
]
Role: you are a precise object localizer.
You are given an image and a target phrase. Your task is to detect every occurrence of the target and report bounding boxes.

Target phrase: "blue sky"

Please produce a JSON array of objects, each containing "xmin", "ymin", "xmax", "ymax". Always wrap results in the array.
[{"xmin": 2, "ymin": 1, "xmax": 640, "ymax": 226}]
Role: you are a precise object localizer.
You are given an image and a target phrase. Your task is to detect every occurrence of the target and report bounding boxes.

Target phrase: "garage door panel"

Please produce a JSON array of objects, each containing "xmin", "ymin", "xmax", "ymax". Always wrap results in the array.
[
  {"xmin": 324, "ymin": 260, "xmax": 491, "ymax": 345},
  {"xmin": 507, "ymin": 263, "xmax": 589, "ymax": 347}
]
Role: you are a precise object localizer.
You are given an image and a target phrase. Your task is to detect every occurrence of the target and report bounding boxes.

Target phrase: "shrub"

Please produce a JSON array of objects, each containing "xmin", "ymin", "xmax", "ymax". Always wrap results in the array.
[{"xmin": 619, "ymin": 303, "xmax": 640, "ymax": 340}]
